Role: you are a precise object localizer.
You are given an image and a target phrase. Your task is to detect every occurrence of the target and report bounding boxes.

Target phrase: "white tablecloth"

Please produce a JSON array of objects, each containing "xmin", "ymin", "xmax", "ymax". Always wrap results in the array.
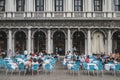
[
  {"xmin": 87, "ymin": 63, "xmax": 98, "ymax": 70},
  {"xmin": 104, "ymin": 64, "xmax": 116, "ymax": 71},
  {"xmin": 8, "ymin": 63, "xmax": 18, "ymax": 70},
  {"xmin": 67, "ymin": 63, "xmax": 74, "ymax": 70}
]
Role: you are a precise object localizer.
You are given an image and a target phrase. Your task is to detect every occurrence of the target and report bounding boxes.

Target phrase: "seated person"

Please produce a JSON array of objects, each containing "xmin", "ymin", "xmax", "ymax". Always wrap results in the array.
[
  {"xmin": 79, "ymin": 55, "xmax": 85, "ymax": 63},
  {"xmin": 108, "ymin": 58, "xmax": 114, "ymax": 64},
  {"xmin": 85, "ymin": 55, "xmax": 90, "ymax": 63},
  {"xmin": 32, "ymin": 58, "xmax": 38, "ymax": 65},
  {"xmin": 38, "ymin": 57, "xmax": 43, "ymax": 68},
  {"xmin": 114, "ymin": 58, "xmax": 118, "ymax": 64},
  {"xmin": 104, "ymin": 57, "xmax": 110, "ymax": 64},
  {"xmin": 25, "ymin": 57, "xmax": 32, "ymax": 69}
]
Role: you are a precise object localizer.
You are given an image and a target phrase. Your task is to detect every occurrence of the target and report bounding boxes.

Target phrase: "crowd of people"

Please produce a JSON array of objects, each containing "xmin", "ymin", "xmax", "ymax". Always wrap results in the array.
[
  {"xmin": 63, "ymin": 51, "xmax": 120, "ymax": 71},
  {"xmin": 1, "ymin": 48, "xmax": 120, "ymax": 71},
  {"xmin": 15, "ymin": 51, "xmax": 59, "ymax": 70},
  {"xmin": 0, "ymin": 49, "xmax": 59, "ymax": 75}
]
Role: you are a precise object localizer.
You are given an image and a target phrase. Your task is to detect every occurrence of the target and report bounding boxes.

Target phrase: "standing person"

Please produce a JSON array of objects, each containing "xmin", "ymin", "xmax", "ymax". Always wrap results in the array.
[
  {"xmin": 24, "ymin": 49, "xmax": 28, "ymax": 57},
  {"xmin": 67, "ymin": 51, "xmax": 73, "ymax": 60},
  {"xmin": 7, "ymin": 49, "xmax": 12, "ymax": 58},
  {"xmin": 55, "ymin": 47, "xmax": 58, "ymax": 54},
  {"xmin": 73, "ymin": 46, "xmax": 77, "ymax": 53}
]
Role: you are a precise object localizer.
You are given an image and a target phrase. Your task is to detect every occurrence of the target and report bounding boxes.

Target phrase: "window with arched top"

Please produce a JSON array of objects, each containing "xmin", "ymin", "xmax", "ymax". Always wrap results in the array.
[
  {"xmin": 73, "ymin": 31, "xmax": 85, "ymax": 54},
  {"xmin": 35, "ymin": 0, "xmax": 44, "ymax": 11},
  {"xmin": 94, "ymin": 0, "xmax": 102, "ymax": 11},
  {"xmin": 0, "ymin": 31, "xmax": 7, "ymax": 51},
  {"xmin": 74, "ymin": 0, "xmax": 83, "ymax": 11},
  {"xmin": 15, "ymin": 31, "xmax": 26, "ymax": 52},
  {"xmin": 53, "ymin": 31, "xmax": 65, "ymax": 55},
  {"xmin": 0, "ymin": 0, "xmax": 5, "ymax": 11},
  {"xmin": 112, "ymin": 31, "xmax": 120, "ymax": 53},
  {"xmin": 16, "ymin": 0, "xmax": 25, "ymax": 11},
  {"xmin": 34, "ymin": 31, "xmax": 46, "ymax": 52}
]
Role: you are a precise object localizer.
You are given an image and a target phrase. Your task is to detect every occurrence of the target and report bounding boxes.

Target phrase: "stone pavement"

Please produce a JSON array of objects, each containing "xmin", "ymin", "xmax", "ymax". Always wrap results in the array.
[{"xmin": 0, "ymin": 57, "xmax": 120, "ymax": 80}]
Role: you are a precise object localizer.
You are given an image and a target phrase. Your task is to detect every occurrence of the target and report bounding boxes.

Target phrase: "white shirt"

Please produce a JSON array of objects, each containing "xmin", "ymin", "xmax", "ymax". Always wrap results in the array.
[
  {"xmin": 79, "ymin": 56, "xmax": 85, "ymax": 62},
  {"xmin": 32, "ymin": 62, "xmax": 39, "ymax": 65},
  {"xmin": 24, "ymin": 50, "xmax": 28, "ymax": 55}
]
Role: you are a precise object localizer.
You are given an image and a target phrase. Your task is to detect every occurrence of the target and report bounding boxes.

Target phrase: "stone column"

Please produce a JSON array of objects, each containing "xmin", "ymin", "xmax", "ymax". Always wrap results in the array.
[
  {"xmin": 65, "ymin": 38, "xmax": 67, "ymax": 54},
  {"xmin": 103, "ymin": 0, "xmax": 107, "ymax": 11},
  {"xmin": 31, "ymin": 37, "xmax": 34, "ymax": 53},
  {"xmin": 67, "ymin": 28, "xmax": 71, "ymax": 51},
  {"xmin": 106, "ymin": 0, "xmax": 113, "ymax": 17},
  {"xmin": 65, "ymin": 0, "xmax": 72, "ymax": 17},
  {"xmin": 6, "ymin": 0, "xmax": 15, "ymax": 17},
  {"xmin": 87, "ymin": 0, "xmax": 92, "ymax": 11},
  {"xmin": 51, "ymin": 37, "xmax": 53, "ymax": 53},
  {"xmin": 66, "ymin": 0, "xmax": 72, "ymax": 11},
  {"xmin": 105, "ymin": 38, "xmax": 108, "ymax": 54},
  {"xmin": 5, "ymin": 0, "xmax": 16, "ymax": 12},
  {"xmin": 87, "ymin": 0, "xmax": 92, "ymax": 17},
  {"xmin": 45, "ymin": 0, "xmax": 53, "ymax": 17},
  {"xmin": 107, "ymin": 0, "xmax": 112, "ymax": 11},
  {"xmin": 45, "ymin": 0, "xmax": 52, "ymax": 11},
  {"xmin": 26, "ymin": 0, "xmax": 34, "ymax": 17},
  {"xmin": 6, "ymin": 0, "xmax": 12, "ymax": 11},
  {"xmin": 85, "ymin": 38, "xmax": 88, "ymax": 54},
  {"xmin": 27, "ymin": 28, "xmax": 31, "ymax": 54},
  {"xmin": 87, "ymin": 29, "xmax": 91, "ymax": 55},
  {"xmin": 84, "ymin": 0, "xmax": 87, "ymax": 11},
  {"xmin": 47, "ymin": 29, "xmax": 51, "ymax": 54},
  {"xmin": 108, "ymin": 29, "xmax": 112, "ymax": 55},
  {"xmin": 12, "ymin": 37, "xmax": 15, "ymax": 54},
  {"xmin": 27, "ymin": 0, "xmax": 34, "ymax": 11},
  {"xmin": 8, "ymin": 29, "xmax": 12, "ymax": 51}
]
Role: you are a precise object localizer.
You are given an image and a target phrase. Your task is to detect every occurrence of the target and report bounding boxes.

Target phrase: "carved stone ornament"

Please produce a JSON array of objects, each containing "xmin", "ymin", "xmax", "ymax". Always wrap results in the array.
[{"xmin": 0, "ymin": 20, "xmax": 120, "ymax": 28}]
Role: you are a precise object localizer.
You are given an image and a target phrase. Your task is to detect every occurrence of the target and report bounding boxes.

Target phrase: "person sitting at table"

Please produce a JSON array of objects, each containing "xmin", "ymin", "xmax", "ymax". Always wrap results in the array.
[
  {"xmin": 38, "ymin": 57, "xmax": 43, "ymax": 68},
  {"xmin": 85, "ymin": 55, "xmax": 90, "ymax": 63},
  {"xmin": 67, "ymin": 51, "xmax": 73, "ymax": 60},
  {"xmin": 113, "ymin": 58, "xmax": 118, "ymax": 64},
  {"xmin": 117, "ymin": 57, "xmax": 120, "ymax": 62},
  {"xmin": 32, "ymin": 58, "xmax": 38, "ymax": 65},
  {"xmin": 108, "ymin": 58, "xmax": 114, "ymax": 64},
  {"xmin": 96, "ymin": 55, "xmax": 102, "ymax": 62},
  {"xmin": 24, "ymin": 57, "xmax": 33, "ymax": 73},
  {"xmin": 79, "ymin": 54, "xmax": 85, "ymax": 63},
  {"xmin": 104, "ymin": 57, "xmax": 110, "ymax": 64}
]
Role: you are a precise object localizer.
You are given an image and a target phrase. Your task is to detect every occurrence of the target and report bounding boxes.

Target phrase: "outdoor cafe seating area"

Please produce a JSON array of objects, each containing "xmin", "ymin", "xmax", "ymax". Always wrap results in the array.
[
  {"xmin": 0, "ymin": 53, "xmax": 58, "ymax": 76},
  {"xmin": 62, "ymin": 52, "xmax": 120, "ymax": 76},
  {"xmin": 0, "ymin": 52, "xmax": 120, "ymax": 77}
]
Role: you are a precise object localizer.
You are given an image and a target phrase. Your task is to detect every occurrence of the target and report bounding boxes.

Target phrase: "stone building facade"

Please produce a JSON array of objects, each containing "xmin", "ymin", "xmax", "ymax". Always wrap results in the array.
[{"xmin": 0, "ymin": 0, "xmax": 120, "ymax": 55}]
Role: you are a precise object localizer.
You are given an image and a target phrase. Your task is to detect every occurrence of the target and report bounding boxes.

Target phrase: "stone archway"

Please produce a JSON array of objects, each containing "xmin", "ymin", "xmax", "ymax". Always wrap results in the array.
[
  {"xmin": 53, "ymin": 31, "xmax": 65, "ymax": 55},
  {"xmin": 14, "ymin": 31, "xmax": 26, "ymax": 53},
  {"xmin": 112, "ymin": 31, "xmax": 120, "ymax": 53},
  {"xmin": 33, "ymin": 31, "xmax": 46, "ymax": 53},
  {"xmin": 92, "ymin": 31, "xmax": 105, "ymax": 54},
  {"xmin": 73, "ymin": 31, "xmax": 85, "ymax": 54},
  {"xmin": 0, "ymin": 31, "xmax": 7, "ymax": 51}
]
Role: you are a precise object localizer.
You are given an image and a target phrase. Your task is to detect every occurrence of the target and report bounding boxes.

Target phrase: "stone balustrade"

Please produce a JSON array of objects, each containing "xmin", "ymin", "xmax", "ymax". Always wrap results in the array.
[{"xmin": 0, "ymin": 11, "xmax": 120, "ymax": 20}]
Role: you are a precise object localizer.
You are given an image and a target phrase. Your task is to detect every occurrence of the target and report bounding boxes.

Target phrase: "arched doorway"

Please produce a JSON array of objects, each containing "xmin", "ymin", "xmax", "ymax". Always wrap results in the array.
[
  {"xmin": 92, "ymin": 32, "xmax": 105, "ymax": 54},
  {"xmin": 15, "ymin": 31, "xmax": 26, "ymax": 53},
  {"xmin": 53, "ymin": 31, "xmax": 65, "ymax": 55},
  {"xmin": 73, "ymin": 31, "xmax": 85, "ymax": 54},
  {"xmin": 112, "ymin": 31, "xmax": 120, "ymax": 53},
  {"xmin": 34, "ymin": 31, "xmax": 46, "ymax": 53},
  {"xmin": 0, "ymin": 31, "xmax": 7, "ymax": 51}
]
